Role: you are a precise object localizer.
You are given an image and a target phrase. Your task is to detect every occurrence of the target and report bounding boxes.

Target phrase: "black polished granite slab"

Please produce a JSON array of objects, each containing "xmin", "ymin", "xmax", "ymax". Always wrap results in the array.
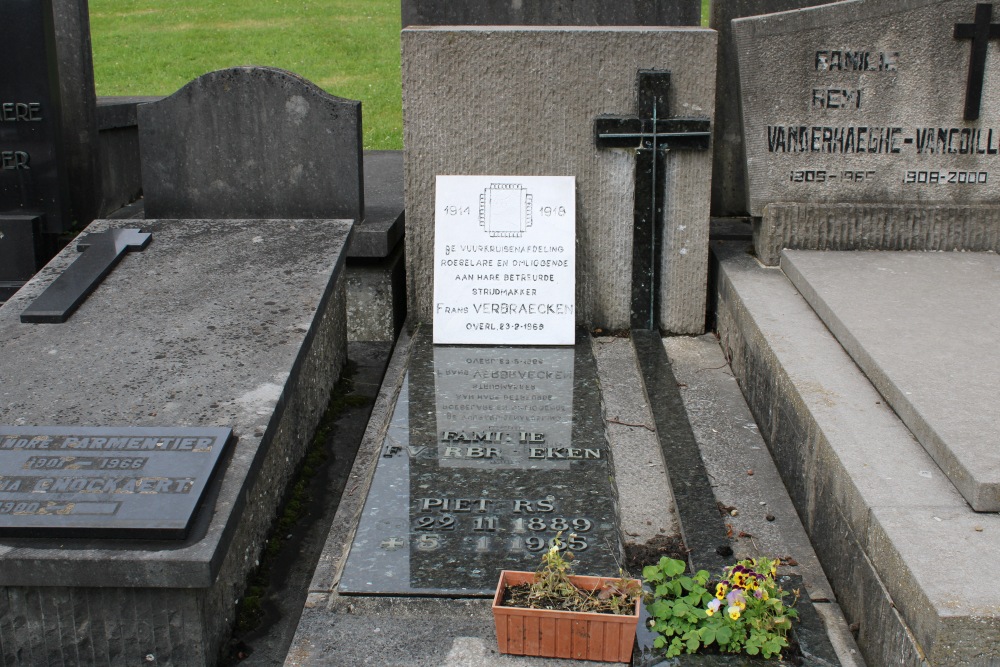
[
  {"xmin": 339, "ymin": 329, "xmax": 621, "ymax": 596},
  {"xmin": 0, "ymin": 426, "xmax": 232, "ymax": 539}
]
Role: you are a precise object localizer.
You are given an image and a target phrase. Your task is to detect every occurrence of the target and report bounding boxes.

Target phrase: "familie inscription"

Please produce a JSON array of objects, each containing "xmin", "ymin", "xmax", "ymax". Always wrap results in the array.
[
  {"xmin": 734, "ymin": 0, "xmax": 1000, "ymax": 216},
  {"xmin": 433, "ymin": 175, "xmax": 575, "ymax": 345},
  {"xmin": 0, "ymin": 426, "xmax": 232, "ymax": 539},
  {"xmin": 339, "ymin": 333, "xmax": 618, "ymax": 595}
]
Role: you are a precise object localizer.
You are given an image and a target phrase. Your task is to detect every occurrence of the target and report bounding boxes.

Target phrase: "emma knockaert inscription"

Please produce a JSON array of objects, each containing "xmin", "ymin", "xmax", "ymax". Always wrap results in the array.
[{"xmin": 0, "ymin": 426, "xmax": 232, "ymax": 539}]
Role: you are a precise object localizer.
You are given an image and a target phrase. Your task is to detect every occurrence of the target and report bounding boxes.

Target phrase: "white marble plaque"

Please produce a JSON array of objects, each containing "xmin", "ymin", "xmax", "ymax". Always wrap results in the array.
[{"xmin": 433, "ymin": 175, "xmax": 576, "ymax": 345}]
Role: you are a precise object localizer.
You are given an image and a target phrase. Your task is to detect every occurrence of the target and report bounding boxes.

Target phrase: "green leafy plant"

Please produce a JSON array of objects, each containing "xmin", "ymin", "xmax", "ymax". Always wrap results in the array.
[
  {"xmin": 643, "ymin": 556, "xmax": 798, "ymax": 659},
  {"xmin": 505, "ymin": 533, "xmax": 641, "ymax": 615}
]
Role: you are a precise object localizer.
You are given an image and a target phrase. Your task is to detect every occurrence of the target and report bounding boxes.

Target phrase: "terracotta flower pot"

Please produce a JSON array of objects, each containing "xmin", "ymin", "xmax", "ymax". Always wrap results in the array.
[{"xmin": 492, "ymin": 570, "xmax": 642, "ymax": 663}]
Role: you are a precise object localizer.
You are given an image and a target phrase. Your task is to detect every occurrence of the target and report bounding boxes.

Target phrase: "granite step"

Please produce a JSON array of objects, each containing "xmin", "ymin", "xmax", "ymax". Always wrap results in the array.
[
  {"xmin": 780, "ymin": 249, "xmax": 1000, "ymax": 512},
  {"xmin": 713, "ymin": 240, "xmax": 1000, "ymax": 666}
]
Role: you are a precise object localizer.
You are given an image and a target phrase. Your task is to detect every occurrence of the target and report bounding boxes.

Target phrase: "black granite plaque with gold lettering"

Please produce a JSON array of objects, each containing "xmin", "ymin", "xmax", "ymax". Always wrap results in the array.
[{"xmin": 0, "ymin": 426, "xmax": 232, "ymax": 539}]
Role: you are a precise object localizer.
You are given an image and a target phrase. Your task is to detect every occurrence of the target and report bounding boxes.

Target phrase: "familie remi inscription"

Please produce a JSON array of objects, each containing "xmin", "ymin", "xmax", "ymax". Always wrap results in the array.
[
  {"xmin": 734, "ymin": 0, "xmax": 1000, "ymax": 216},
  {"xmin": 433, "ymin": 175, "xmax": 576, "ymax": 346},
  {"xmin": 0, "ymin": 426, "xmax": 232, "ymax": 539}
]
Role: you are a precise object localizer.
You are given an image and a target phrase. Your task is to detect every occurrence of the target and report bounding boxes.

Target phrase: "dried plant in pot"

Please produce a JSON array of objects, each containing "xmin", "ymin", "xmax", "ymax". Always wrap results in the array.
[{"xmin": 492, "ymin": 535, "xmax": 642, "ymax": 663}]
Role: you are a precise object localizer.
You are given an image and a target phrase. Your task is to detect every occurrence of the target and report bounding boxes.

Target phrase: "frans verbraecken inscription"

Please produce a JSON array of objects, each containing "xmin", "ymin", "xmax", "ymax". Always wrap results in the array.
[
  {"xmin": 735, "ymin": 0, "xmax": 1000, "ymax": 217},
  {"xmin": 433, "ymin": 175, "xmax": 576, "ymax": 346},
  {"xmin": 0, "ymin": 426, "xmax": 232, "ymax": 539}
]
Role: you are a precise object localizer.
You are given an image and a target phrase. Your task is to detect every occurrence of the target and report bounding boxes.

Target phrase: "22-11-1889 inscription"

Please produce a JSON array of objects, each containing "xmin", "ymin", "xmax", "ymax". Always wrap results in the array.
[{"xmin": 734, "ymin": 2, "xmax": 1000, "ymax": 216}]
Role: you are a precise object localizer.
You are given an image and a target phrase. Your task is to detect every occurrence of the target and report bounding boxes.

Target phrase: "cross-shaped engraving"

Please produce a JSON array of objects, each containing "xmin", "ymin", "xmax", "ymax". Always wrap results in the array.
[
  {"xmin": 595, "ymin": 70, "xmax": 711, "ymax": 330},
  {"xmin": 380, "ymin": 537, "xmax": 405, "ymax": 551},
  {"xmin": 21, "ymin": 228, "xmax": 152, "ymax": 324},
  {"xmin": 955, "ymin": 3, "xmax": 1000, "ymax": 120}
]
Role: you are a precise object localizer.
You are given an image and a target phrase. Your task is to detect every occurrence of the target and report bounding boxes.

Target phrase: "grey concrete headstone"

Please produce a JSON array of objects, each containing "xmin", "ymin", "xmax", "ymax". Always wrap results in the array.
[
  {"xmin": 0, "ymin": 215, "xmax": 352, "ymax": 663},
  {"xmin": 734, "ymin": 0, "xmax": 1000, "ymax": 261},
  {"xmin": 402, "ymin": 27, "xmax": 716, "ymax": 334},
  {"xmin": 139, "ymin": 66, "xmax": 363, "ymax": 221},
  {"xmin": 709, "ymin": 0, "xmax": 833, "ymax": 217},
  {"xmin": 402, "ymin": 0, "xmax": 701, "ymax": 26}
]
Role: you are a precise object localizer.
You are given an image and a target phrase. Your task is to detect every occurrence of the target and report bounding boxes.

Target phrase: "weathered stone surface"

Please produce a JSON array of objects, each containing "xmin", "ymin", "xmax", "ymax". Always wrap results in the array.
[
  {"xmin": 709, "ymin": 0, "xmax": 832, "ymax": 217},
  {"xmin": 0, "ymin": 217, "xmax": 351, "ymax": 665},
  {"xmin": 734, "ymin": 0, "xmax": 1000, "ymax": 217},
  {"xmin": 402, "ymin": 0, "xmax": 701, "ymax": 27},
  {"xmin": 781, "ymin": 249, "xmax": 1000, "ymax": 511},
  {"xmin": 402, "ymin": 27, "xmax": 716, "ymax": 333},
  {"xmin": 97, "ymin": 97, "xmax": 162, "ymax": 217},
  {"xmin": 52, "ymin": 0, "xmax": 100, "ymax": 228},
  {"xmin": 352, "ymin": 150, "xmax": 404, "ymax": 259},
  {"xmin": 713, "ymin": 240, "xmax": 1000, "ymax": 666},
  {"xmin": 139, "ymin": 67, "xmax": 363, "ymax": 221},
  {"xmin": 754, "ymin": 201, "xmax": 1000, "ymax": 265}
]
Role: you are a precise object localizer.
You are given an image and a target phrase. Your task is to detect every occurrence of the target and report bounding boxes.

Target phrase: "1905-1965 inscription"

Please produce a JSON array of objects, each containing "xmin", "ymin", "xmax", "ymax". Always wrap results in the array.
[{"xmin": 0, "ymin": 426, "xmax": 233, "ymax": 539}]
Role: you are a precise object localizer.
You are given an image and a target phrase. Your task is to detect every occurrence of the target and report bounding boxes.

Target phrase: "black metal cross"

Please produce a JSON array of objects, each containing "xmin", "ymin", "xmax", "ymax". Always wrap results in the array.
[
  {"xmin": 955, "ymin": 3, "xmax": 1000, "ymax": 120},
  {"xmin": 21, "ymin": 228, "xmax": 151, "ymax": 323},
  {"xmin": 595, "ymin": 70, "xmax": 710, "ymax": 330}
]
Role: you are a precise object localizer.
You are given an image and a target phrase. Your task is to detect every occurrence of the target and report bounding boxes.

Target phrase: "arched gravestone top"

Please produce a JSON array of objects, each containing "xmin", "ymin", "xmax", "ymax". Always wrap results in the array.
[
  {"xmin": 139, "ymin": 66, "xmax": 363, "ymax": 220},
  {"xmin": 402, "ymin": 0, "xmax": 701, "ymax": 26}
]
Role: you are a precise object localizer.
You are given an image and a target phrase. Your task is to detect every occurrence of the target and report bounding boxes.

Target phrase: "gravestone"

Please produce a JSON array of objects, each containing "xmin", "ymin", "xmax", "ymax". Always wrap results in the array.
[
  {"xmin": 0, "ymin": 0, "xmax": 70, "ymax": 293},
  {"xmin": 709, "ymin": 0, "xmax": 835, "ymax": 217},
  {"xmin": 403, "ymin": 27, "xmax": 716, "ymax": 334},
  {"xmin": 0, "ymin": 216, "xmax": 351, "ymax": 665},
  {"xmin": 139, "ymin": 67, "xmax": 364, "ymax": 221},
  {"xmin": 339, "ymin": 332, "xmax": 621, "ymax": 595},
  {"xmin": 401, "ymin": 0, "xmax": 702, "ymax": 26},
  {"xmin": 734, "ymin": 0, "xmax": 1000, "ymax": 263}
]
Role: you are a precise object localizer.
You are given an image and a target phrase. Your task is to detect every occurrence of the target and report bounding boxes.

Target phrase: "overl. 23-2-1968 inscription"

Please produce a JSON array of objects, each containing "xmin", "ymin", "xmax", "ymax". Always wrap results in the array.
[{"xmin": 0, "ymin": 426, "xmax": 233, "ymax": 539}]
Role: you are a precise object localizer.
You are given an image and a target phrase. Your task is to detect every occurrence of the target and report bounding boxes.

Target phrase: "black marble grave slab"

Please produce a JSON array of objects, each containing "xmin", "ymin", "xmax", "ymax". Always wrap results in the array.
[
  {"xmin": 0, "ymin": 426, "xmax": 232, "ymax": 539},
  {"xmin": 339, "ymin": 330, "xmax": 621, "ymax": 596}
]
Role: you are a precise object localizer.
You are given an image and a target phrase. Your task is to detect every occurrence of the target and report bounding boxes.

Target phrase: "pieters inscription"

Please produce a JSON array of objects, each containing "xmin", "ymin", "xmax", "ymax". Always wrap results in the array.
[
  {"xmin": 0, "ymin": 426, "xmax": 233, "ymax": 539},
  {"xmin": 734, "ymin": 2, "xmax": 1000, "ymax": 215}
]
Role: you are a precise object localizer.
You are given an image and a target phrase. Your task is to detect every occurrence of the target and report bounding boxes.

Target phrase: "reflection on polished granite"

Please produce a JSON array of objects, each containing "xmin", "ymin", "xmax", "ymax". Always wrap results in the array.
[{"xmin": 339, "ymin": 330, "xmax": 621, "ymax": 596}]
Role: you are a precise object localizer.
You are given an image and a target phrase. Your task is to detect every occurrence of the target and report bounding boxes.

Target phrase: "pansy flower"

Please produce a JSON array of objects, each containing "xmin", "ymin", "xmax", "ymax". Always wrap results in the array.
[{"xmin": 706, "ymin": 598, "xmax": 722, "ymax": 616}]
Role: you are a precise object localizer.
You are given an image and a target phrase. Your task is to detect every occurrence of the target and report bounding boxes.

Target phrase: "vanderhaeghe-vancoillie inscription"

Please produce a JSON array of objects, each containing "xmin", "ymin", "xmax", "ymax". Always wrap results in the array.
[
  {"xmin": 0, "ymin": 426, "xmax": 232, "ymax": 539},
  {"xmin": 433, "ymin": 175, "xmax": 575, "ymax": 345},
  {"xmin": 735, "ymin": 0, "xmax": 1000, "ymax": 216}
]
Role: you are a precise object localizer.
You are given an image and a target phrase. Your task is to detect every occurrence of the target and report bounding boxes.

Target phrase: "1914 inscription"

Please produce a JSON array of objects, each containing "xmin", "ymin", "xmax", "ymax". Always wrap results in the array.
[
  {"xmin": 0, "ymin": 426, "xmax": 233, "ymax": 539},
  {"xmin": 735, "ymin": 2, "xmax": 1000, "ymax": 216}
]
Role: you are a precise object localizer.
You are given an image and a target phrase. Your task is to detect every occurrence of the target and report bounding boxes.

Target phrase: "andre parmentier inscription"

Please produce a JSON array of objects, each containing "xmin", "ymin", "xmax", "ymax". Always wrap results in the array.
[{"xmin": 0, "ymin": 426, "xmax": 232, "ymax": 539}]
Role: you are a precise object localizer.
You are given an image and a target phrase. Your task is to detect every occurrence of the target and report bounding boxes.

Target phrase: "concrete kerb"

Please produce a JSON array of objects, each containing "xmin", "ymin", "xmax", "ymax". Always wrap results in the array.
[{"xmin": 712, "ymin": 240, "xmax": 1000, "ymax": 666}]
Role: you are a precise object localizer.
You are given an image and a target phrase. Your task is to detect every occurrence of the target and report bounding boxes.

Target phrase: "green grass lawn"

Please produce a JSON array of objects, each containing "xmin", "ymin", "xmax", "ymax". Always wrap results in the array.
[
  {"xmin": 90, "ymin": 1, "xmax": 712, "ymax": 150},
  {"xmin": 90, "ymin": 0, "xmax": 404, "ymax": 149}
]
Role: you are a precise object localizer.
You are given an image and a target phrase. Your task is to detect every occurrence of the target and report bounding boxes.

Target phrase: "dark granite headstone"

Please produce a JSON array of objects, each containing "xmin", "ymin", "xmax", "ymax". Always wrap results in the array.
[
  {"xmin": 340, "ymin": 331, "xmax": 620, "ymax": 595},
  {"xmin": 402, "ymin": 0, "xmax": 701, "ymax": 26},
  {"xmin": 0, "ymin": 0, "xmax": 70, "ymax": 240},
  {"xmin": 0, "ymin": 426, "xmax": 232, "ymax": 539},
  {"xmin": 139, "ymin": 67, "xmax": 364, "ymax": 221}
]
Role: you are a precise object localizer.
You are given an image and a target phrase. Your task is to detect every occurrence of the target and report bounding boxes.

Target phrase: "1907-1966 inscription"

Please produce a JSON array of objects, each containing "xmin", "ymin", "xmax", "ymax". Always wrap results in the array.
[{"xmin": 0, "ymin": 426, "xmax": 233, "ymax": 539}]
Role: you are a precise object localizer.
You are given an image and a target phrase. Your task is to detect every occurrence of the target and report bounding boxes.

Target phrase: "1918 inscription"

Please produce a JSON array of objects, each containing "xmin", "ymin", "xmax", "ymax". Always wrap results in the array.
[{"xmin": 0, "ymin": 426, "xmax": 233, "ymax": 539}]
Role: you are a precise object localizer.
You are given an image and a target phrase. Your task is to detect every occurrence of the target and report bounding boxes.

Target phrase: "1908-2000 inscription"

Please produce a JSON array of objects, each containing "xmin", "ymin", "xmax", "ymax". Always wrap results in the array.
[{"xmin": 0, "ymin": 426, "xmax": 232, "ymax": 539}]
